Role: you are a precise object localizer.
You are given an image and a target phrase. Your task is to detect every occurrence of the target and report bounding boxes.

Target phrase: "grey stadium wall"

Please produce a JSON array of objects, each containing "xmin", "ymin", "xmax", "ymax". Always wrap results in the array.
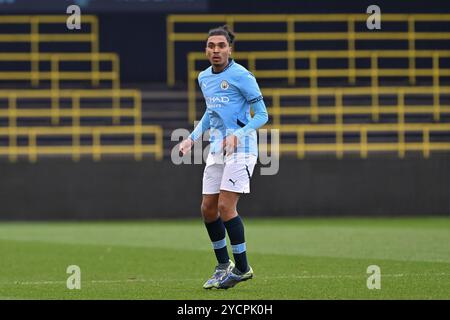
[{"xmin": 0, "ymin": 156, "xmax": 449, "ymax": 220}]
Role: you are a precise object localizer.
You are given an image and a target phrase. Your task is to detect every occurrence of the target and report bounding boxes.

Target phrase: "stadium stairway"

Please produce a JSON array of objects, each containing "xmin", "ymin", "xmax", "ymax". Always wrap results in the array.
[{"xmin": 133, "ymin": 85, "xmax": 190, "ymax": 158}]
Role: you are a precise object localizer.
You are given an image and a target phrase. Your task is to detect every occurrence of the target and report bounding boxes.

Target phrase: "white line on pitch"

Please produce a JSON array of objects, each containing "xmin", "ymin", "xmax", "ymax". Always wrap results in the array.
[{"xmin": 2, "ymin": 272, "xmax": 448, "ymax": 286}]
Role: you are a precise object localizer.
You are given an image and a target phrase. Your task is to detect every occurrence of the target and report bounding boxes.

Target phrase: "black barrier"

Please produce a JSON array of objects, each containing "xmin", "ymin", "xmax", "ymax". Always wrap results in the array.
[
  {"xmin": 0, "ymin": 155, "xmax": 449, "ymax": 220},
  {"xmin": 0, "ymin": 0, "xmax": 208, "ymax": 13}
]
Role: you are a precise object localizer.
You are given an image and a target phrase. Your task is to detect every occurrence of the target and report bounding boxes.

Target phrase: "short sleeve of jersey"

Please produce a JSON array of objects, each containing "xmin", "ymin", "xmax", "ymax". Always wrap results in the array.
[{"xmin": 238, "ymin": 72, "xmax": 263, "ymax": 104}]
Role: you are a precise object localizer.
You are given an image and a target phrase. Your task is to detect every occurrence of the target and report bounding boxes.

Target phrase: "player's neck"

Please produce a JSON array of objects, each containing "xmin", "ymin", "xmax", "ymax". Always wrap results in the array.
[{"xmin": 212, "ymin": 59, "xmax": 230, "ymax": 73}]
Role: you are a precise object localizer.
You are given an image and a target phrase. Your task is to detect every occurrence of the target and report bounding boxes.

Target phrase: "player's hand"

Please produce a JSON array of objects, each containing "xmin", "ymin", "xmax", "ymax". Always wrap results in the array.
[
  {"xmin": 179, "ymin": 138, "xmax": 194, "ymax": 156},
  {"xmin": 223, "ymin": 135, "xmax": 238, "ymax": 156}
]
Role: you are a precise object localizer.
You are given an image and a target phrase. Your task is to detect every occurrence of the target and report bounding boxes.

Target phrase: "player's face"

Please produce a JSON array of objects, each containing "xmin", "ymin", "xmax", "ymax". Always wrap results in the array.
[{"xmin": 206, "ymin": 35, "xmax": 232, "ymax": 69}]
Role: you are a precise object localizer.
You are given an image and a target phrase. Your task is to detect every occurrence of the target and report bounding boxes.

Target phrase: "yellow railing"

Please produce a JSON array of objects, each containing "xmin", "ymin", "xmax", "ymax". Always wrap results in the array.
[
  {"xmin": 0, "ymin": 52, "xmax": 119, "ymax": 88},
  {"xmin": 188, "ymin": 50, "xmax": 449, "ymax": 86},
  {"xmin": 168, "ymin": 13, "xmax": 450, "ymax": 86},
  {"xmin": 0, "ymin": 15, "xmax": 100, "ymax": 86},
  {"xmin": 262, "ymin": 86, "xmax": 450, "ymax": 126},
  {"xmin": 187, "ymin": 50, "xmax": 450, "ymax": 123},
  {"xmin": 187, "ymin": 85, "xmax": 450, "ymax": 126},
  {"xmin": 0, "ymin": 125, "xmax": 163, "ymax": 162},
  {"xmin": 0, "ymin": 16, "xmax": 164, "ymax": 163},
  {"xmin": 262, "ymin": 123, "xmax": 450, "ymax": 159},
  {"xmin": 0, "ymin": 89, "xmax": 140, "ymax": 126}
]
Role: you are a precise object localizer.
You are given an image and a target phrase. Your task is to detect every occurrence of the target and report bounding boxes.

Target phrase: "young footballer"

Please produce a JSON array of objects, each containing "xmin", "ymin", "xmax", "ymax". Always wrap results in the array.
[{"xmin": 179, "ymin": 25, "xmax": 268, "ymax": 289}]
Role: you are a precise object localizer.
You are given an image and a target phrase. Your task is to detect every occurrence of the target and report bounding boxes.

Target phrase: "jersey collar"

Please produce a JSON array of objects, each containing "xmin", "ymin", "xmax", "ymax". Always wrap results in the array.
[{"xmin": 211, "ymin": 59, "xmax": 234, "ymax": 74}]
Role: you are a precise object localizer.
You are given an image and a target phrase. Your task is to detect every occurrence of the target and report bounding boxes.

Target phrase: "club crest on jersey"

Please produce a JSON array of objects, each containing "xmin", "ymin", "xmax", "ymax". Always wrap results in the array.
[{"xmin": 220, "ymin": 80, "xmax": 229, "ymax": 90}]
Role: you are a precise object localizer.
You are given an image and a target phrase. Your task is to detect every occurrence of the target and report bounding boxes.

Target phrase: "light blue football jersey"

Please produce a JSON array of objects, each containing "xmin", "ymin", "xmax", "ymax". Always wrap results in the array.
[{"xmin": 197, "ymin": 60, "xmax": 264, "ymax": 156}]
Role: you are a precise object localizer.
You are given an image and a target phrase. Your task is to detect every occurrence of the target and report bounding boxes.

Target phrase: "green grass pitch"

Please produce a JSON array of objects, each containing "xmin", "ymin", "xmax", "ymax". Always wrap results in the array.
[{"xmin": 0, "ymin": 217, "xmax": 449, "ymax": 299}]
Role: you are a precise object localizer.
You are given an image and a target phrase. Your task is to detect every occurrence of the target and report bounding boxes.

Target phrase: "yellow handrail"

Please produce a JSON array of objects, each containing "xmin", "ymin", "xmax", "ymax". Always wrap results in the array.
[
  {"xmin": 167, "ymin": 14, "xmax": 450, "ymax": 86},
  {"xmin": 0, "ymin": 52, "xmax": 119, "ymax": 88},
  {"xmin": 0, "ymin": 89, "xmax": 141, "ymax": 126},
  {"xmin": 263, "ymin": 86, "xmax": 450, "ymax": 125},
  {"xmin": 189, "ymin": 85, "xmax": 450, "ymax": 125},
  {"xmin": 0, "ymin": 15, "xmax": 100, "ymax": 86},
  {"xmin": 0, "ymin": 125, "xmax": 163, "ymax": 162},
  {"xmin": 187, "ymin": 50, "xmax": 450, "ymax": 123},
  {"xmin": 262, "ymin": 123, "xmax": 450, "ymax": 159}
]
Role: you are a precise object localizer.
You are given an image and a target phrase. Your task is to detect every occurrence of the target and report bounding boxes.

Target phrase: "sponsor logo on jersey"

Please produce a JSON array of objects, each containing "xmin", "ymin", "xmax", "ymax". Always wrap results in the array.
[
  {"xmin": 205, "ymin": 96, "xmax": 229, "ymax": 103},
  {"xmin": 205, "ymin": 95, "xmax": 230, "ymax": 108}
]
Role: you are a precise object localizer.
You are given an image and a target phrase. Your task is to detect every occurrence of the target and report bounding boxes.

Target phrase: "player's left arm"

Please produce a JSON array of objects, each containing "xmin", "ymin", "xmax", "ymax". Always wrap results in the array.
[
  {"xmin": 233, "ymin": 99, "xmax": 268, "ymax": 140},
  {"xmin": 223, "ymin": 72, "xmax": 268, "ymax": 154},
  {"xmin": 223, "ymin": 99, "xmax": 268, "ymax": 155},
  {"xmin": 234, "ymin": 71, "xmax": 269, "ymax": 139}
]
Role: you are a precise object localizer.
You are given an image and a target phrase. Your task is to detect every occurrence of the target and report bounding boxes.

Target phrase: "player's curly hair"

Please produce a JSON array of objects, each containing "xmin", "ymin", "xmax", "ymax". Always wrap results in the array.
[{"xmin": 207, "ymin": 25, "xmax": 235, "ymax": 45}]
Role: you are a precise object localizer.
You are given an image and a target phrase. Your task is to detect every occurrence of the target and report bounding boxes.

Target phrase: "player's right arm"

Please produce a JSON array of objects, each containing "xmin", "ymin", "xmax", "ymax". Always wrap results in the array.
[{"xmin": 179, "ymin": 111, "xmax": 210, "ymax": 155}]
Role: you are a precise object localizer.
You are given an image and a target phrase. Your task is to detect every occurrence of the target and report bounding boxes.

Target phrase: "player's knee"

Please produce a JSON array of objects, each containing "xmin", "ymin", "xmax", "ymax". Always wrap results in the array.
[
  {"xmin": 218, "ymin": 200, "xmax": 234, "ymax": 216},
  {"xmin": 201, "ymin": 202, "xmax": 218, "ymax": 220}
]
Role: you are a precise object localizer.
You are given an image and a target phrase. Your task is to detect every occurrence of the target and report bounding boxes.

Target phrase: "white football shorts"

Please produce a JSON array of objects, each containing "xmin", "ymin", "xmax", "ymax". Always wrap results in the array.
[{"xmin": 202, "ymin": 152, "xmax": 257, "ymax": 194}]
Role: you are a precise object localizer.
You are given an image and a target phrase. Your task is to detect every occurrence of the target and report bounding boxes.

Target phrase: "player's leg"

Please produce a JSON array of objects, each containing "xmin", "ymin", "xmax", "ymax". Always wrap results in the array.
[
  {"xmin": 218, "ymin": 190, "xmax": 250, "ymax": 273},
  {"xmin": 216, "ymin": 154, "xmax": 257, "ymax": 289},
  {"xmin": 217, "ymin": 190, "xmax": 254, "ymax": 289},
  {"xmin": 201, "ymin": 158, "xmax": 234, "ymax": 289},
  {"xmin": 201, "ymin": 194, "xmax": 230, "ymax": 265}
]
